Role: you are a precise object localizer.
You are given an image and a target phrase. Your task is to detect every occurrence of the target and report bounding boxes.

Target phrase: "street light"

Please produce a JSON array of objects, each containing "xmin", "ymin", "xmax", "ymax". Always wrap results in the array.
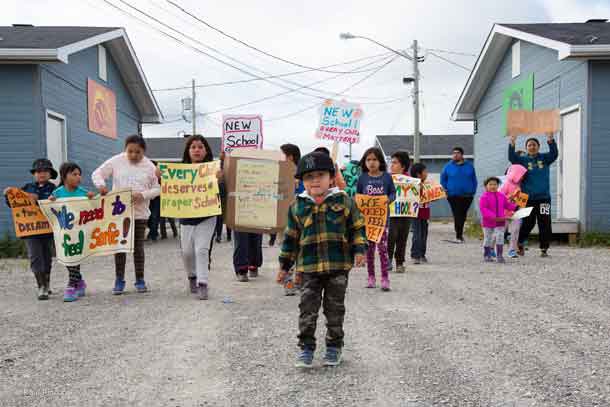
[{"xmin": 340, "ymin": 33, "xmax": 422, "ymax": 163}]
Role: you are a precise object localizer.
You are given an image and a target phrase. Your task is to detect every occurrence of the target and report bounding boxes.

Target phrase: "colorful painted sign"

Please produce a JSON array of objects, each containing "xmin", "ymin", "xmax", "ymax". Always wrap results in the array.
[
  {"xmin": 389, "ymin": 175, "xmax": 420, "ymax": 218},
  {"xmin": 316, "ymin": 99, "xmax": 363, "ymax": 144},
  {"xmin": 6, "ymin": 188, "xmax": 52, "ymax": 237},
  {"xmin": 502, "ymin": 73, "xmax": 534, "ymax": 135},
  {"xmin": 222, "ymin": 115, "xmax": 263, "ymax": 154},
  {"xmin": 87, "ymin": 79, "xmax": 117, "ymax": 139},
  {"xmin": 159, "ymin": 162, "xmax": 222, "ymax": 218},
  {"xmin": 341, "ymin": 161, "xmax": 361, "ymax": 197},
  {"xmin": 420, "ymin": 182, "xmax": 446, "ymax": 204},
  {"xmin": 39, "ymin": 190, "xmax": 134, "ymax": 266},
  {"xmin": 355, "ymin": 194, "xmax": 388, "ymax": 243},
  {"xmin": 513, "ymin": 191, "xmax": 529, "ymax": 208}
]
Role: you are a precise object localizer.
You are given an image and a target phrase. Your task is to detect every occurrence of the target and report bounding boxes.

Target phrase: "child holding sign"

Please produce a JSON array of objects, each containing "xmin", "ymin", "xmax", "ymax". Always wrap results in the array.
[
  {"xmin": 410, "ymin": 164, "xmax": 431, "ymax": 265},
  {"xmin": 479, "ymin": 177, "xmax": 518, "ymax": 263},
  {"xmin": 92, "ymin": 135, "xmax": 160, "ymax": 295},
  {"xmin": 357, "ymin": 147, "xmax": 395, "ymax": 291},
  {"xmin": 388, "ymin": 151, "xmax": 411, "ymax": 273},
  {"xmin": 49, "ymin": 162, "xmax": 95, "ymax": 302},
  {"xmin": 500, "ymin": 164, "xmax": 528, "ymax": 258},
  {"xmin": 279, "ymin": 152, "xmax": 367, "ymax": 368},
  {"xmin": 3, "ymin": 159, "xmax": 57, "ymax": 300}
]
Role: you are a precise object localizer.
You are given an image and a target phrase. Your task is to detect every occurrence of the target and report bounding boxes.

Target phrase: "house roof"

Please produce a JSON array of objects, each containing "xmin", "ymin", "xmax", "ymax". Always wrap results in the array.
[
  {"xmin": 146, "ymin": 137, "xmax": 223, "ymax": 161},
  {"xmin": 0, "ymin": 26, "xmax": 162, "ymax": 123},
  {"xmin": 452, "ymin": 21, "xmax": 610, "ymax": 121},
  {"xmin": 375, "ymin": 134, "xmax": 474, "ymax": 158}
]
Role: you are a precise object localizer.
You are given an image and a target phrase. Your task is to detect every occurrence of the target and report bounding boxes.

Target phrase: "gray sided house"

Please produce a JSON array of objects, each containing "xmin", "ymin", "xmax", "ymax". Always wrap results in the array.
[
  {"xmin": 375, "ymin": 134, "xmax": 474, "ymax": 218},
  {"xmin": 0, "ymin": 25, "xmax": 162, "ymax": 237},
  {"xmin": 453, "ymin": 20, "xmax": 610, "ymax": 234},
  {"xmin": 145, "ymin": 136, "xmax": 223, "ymax": 163}
]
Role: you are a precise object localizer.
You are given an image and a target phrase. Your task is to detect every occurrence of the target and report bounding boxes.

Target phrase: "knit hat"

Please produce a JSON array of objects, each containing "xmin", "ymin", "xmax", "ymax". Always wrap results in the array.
[
  {"xmin": 295, "ymin": 152, "xmax": 335, "ymax": 180},
  {"xmin": 30, "ymin": 158, "xmax": 58, "ymax": 180}
]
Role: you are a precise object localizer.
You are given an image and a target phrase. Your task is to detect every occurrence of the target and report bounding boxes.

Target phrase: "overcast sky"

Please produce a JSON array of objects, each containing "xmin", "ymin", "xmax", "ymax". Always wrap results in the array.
[{"xmin": 4, "ymin": 0, "xmax": 610, "ymax": 161}]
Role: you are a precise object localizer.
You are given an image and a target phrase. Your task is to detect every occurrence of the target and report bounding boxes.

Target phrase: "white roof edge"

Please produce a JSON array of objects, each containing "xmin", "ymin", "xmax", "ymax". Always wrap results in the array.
[
  {"xmin": 56, "ymin": 29, "xmax": 124, "ymax": 62},
  {"xmin": 0, "ymin": 48, "xmax": 60, "ymax": 61}
]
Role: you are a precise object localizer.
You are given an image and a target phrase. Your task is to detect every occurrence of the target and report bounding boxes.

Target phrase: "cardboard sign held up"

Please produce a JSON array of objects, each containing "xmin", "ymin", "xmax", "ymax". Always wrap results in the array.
[
  {"xmin": 420, "ymin": 182, "xmax": 446, "ymax": 204},
  {"xmin": 6, "ymin": 188, "xmax": 52, "ymax": 237},
  {"xmin": 507, "ymin": 109, "xmax": 560, "ymax": 135},
  {"xmin": 225, "ymin": 150, "xmax": 296, "ymax": 233},
  {"xmin": 513, "ymin": 191, "xmax": 529, "ymax": 208},
  {"xmin": 355, "ymin": 194, "xmax": 388, "ymax": 243},
  {"xmin": 389, "ymin": 175, "xmax": 420, "ymax": 218}
]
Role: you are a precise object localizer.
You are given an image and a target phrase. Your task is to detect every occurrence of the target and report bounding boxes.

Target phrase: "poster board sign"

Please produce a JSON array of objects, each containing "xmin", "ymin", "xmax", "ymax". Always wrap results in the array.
[
  {"xmin": 6, "ymin": 188, "xmax": 52, "ymax": 237},
  {"xmin": 507, "ymin": 109, "xmax": 560, "ymax": 135},
  {"xmin": 355, "ymin": 194, "xmax": 388, "ymax": 243},
  {"xmin": 510, "ymin": 207, "xmax": 533, "ymax": 220},
  {"xmin": 225, "ymin": 151, "xmax": 296, "ymax": 233},
  {"xmin": 389, "ymin": 175, "xmax": 420, "ymax": 218},
  {"xmin": 315, "ymin": 99, "xmax": 363, "ymax": 144},
  {"xmin": 420, "ymin": 182, "xmax": 446, "ymax": 204},
  {"xmin": 502, "ymin": 73, "xmax": 533, "ymax": 135},
  {"xmin": 87, "ymin": 78, "xmax": 117, "ymax": 139},
  {"xmin": 39, "ymin": 190, "xmax": 134, "ymax": 266},
  {"xmin": 341, "ymin": 161, "xmax": 361, "ymax": 197},
  {"xmin": 513, "ymin": 191, "xmax": 529, "ymax": 208},
  {"xmin": 158, "ymin": 161, "xmax": 222, "ymax": 218},
  {"xmin": 222, "ymin": 115, "xmax": 263, "ymax": 154}
]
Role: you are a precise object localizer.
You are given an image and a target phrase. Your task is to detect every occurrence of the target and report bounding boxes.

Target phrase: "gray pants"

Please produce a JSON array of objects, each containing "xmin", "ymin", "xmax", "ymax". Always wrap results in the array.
[
  {"xmin": 25, "ymin": 237, "xmax": 53, "ymax": 275},
  {"xmin": 483, "ymin": 226, "xmax": 505, "ymax": 247},
  {"xmin": 180, "ymin": 217, "xmax": 216, "ymax": 285}
]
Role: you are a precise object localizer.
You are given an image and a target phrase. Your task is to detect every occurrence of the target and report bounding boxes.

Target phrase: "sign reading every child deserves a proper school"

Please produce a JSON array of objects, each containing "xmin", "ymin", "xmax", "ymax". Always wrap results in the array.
[
  {"xmin": 6, "ymin": 188, "xmax": 52, "ymax": 237},
  {"xmin": 38, "ymin": 190, "xmax": 134, "ymax": 266},
  {"xmin": 315, "ymin": 99, "xmax": 363, "ymax": 144},
  {"xmin": 355, "ymin": 194, "xmax": 388, "ymax": 243},
  {"xmin": 389, "ymin": 175, "xmax": 420, "ymax": 218},
  {"xmin": 158, "ymin": 162, "xmax": 222, "ymax": 218}
]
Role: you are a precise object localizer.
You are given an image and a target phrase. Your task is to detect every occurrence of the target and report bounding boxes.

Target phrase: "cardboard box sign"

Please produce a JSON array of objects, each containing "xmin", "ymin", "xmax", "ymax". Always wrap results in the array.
[{"xmin": 225, "ymin": 150, "xmax": 296, "ymax": 233}]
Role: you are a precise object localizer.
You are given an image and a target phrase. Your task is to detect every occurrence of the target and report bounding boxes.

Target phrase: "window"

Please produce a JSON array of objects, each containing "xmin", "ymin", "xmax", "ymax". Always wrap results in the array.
[
  {"xmin": 512, "ymin": 41, "xmax": 520, "ymax": 78},
  {"xmin": 98, "ymin": 45, "xmax": 107, "ymax": 81}
]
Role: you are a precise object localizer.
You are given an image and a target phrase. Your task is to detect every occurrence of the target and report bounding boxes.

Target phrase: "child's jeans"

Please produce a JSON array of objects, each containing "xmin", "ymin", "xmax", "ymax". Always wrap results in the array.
[
  {"xmin": 507, "ymin": 219, "xmax": 521, "ymax": 252},
  {"xmin": 366, "ymin": 227, "xmax": 389, "ymax": 279},
  {"xmin": 411, "ymin": 219, "xmax": 429, "ymax": 259},
  {"xmin": 483, "ymin": 226, "xmax": 505, "ymax": 247}
]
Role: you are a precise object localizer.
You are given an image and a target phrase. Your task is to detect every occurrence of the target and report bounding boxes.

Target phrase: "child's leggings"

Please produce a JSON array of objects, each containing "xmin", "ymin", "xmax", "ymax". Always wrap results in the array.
[
  {"xmin": 483, "ymin": 226, "xmax": 505, "ymax": 247},
  {"xmin": 507, "ymin": 219, "xmax": 521, "ymax": 252},
  {"xmin": 366, "ymin": 227, "xmax": 389, "ymax": 279},
  {"xmin": 67, "ymin": 266, "xmax": 82, "ymax": 287},
  {"xmin": 115, "ymin": 220, "xmax": 147, "ymax": 281}
]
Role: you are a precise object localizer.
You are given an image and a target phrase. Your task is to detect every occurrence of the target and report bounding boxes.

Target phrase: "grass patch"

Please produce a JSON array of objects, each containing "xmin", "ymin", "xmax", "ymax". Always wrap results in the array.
[
  {"xmin": 464, "ymin": 221, "xmax": 483, "ymax": 240},
  {"xmin": 0, "ymin": 233, "xmax": 27, "ymax": 259},
  {"xmin": 578, "ymin": 232, "xmax": 610, "ymax": 248}
]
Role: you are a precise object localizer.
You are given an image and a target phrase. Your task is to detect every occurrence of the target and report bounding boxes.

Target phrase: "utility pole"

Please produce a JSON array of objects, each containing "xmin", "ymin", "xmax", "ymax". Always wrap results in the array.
[
  {"xmin": 412, "ymin": 40, "xmax": 421, "ymax": 163},
  {"xmin": 191, "ymin": 79, "xmax": 196, "ymax": 136}
]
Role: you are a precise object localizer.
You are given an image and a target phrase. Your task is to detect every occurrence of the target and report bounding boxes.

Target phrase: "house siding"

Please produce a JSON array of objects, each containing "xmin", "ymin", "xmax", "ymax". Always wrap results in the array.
[{"xmin": 474, "ymin": 40, "xmax": 589, "ymax": 227}]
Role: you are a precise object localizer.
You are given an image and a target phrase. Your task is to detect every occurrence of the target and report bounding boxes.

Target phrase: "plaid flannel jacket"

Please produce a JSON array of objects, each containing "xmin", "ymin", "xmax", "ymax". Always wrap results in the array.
[{"xmin": 279, "ymin": 188, "xmax": 367, "ymax": 273}]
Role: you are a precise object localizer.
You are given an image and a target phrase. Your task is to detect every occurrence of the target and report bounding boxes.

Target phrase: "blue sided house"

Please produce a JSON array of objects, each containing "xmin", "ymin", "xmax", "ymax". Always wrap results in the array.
[
  {"xmin": 0, "ymin": 25, "xmax": 162, "ymax": 237},
  {"xmin": 452, "ymin": 20, "xmax": 610, "ymax": 235}
]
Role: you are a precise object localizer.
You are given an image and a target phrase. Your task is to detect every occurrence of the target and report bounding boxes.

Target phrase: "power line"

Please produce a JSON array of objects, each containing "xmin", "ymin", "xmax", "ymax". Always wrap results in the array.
[
  {"xmin": 426, "ymin": 51, "xmax": 472, "ymax": 72},
  {"xmin": 423, "ymin": 48, "xmax": 477, "ymax": 57}
]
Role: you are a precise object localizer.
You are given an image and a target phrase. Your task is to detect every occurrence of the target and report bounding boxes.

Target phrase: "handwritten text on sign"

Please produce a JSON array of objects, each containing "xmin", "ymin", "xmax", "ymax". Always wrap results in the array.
[
  {"xmin": 6, "ymin": 188, "xmax": 52, "ymax": 237},
  {"xmin": 316, "ymin": 100, "xmax": 363, "ymax": 144},
  {"xmin": 159, "ymin": 162, "xmax": 222, "ymax": 218},
  {"xmin": 420, "ymin": 182, "xmax": 446, "ymax": 204},
  {"xmin": 233, "ymin": 159, "xmax": 279, "ymax": 229},
  {"xmin": 39, "ymin": 190, "xmax": 134, "ymax": 266},
  {"xmin": 390, "ymin": 175, "xmax": 420, "ymax": 218},
  {"xmin": 355, "ymin": 194, "xmax": 388, "ymax": 243},
  {"xmin": 341, "ymin": 161, "xmax": 361, "ymax": 197},
  {"xmin": 222, "ymin": 115, "xmax": 263, "ymax": 154}
]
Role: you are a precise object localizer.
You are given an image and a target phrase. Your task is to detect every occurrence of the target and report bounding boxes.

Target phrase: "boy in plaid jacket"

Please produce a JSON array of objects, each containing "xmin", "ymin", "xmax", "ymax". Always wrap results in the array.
[{"xmin": 278, "ymin": 152, "xmax": 367, "ymax": 368}]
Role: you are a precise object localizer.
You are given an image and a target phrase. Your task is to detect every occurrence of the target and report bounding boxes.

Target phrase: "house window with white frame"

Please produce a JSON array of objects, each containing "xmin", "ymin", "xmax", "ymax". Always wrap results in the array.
[
  {"xmin": 98, "ymin": 44, "xmax": 107, "ymax": 82},
  {"xmin": 512, "ymin": 41, "xmax": 521, "ymax": 78}
]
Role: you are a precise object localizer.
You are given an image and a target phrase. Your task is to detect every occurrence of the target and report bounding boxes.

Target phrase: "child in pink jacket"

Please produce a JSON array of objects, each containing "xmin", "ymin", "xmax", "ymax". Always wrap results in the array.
[
  {"xmin": 479, "ymin": 177, "xmax": 517, "ymax": 263},
  {"xmin": 500, "ymin": 164, "xmax": 528, "ymax": 258}
]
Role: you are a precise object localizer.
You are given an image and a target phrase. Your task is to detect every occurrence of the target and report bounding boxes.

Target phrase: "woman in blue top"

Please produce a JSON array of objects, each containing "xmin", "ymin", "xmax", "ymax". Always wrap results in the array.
[
  {"xmin": 508, "ymin": 132, "xmax": 558, "ymax": 257},
  {"xmin": 50, "ymin": 162, "xmax": 95, "ymax": 302}
]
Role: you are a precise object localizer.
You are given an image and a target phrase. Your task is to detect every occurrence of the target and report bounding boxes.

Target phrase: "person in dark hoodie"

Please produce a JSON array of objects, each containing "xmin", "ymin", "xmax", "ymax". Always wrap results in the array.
[
  {"xmin": 441, "ymin": 147, "xmax": 478, "ymax": 243},
  {"xmin": 508, "ymin": 132, "xmax": 558, "ymax": 257}
]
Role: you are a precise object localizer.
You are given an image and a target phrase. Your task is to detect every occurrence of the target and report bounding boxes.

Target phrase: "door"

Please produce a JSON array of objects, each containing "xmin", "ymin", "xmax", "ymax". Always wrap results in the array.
[
  {"xmin": 46, "ymin": 111, "xmax": 67, "ymax": 183},
  {"xmin": 558, "ymin": 106, "xmax": 581, "ymax": 220}
]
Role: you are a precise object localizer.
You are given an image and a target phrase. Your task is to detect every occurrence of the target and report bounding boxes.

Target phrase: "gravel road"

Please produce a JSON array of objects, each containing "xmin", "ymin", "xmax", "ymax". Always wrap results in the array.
[{"xmin": 1, "ymin": 223, "xmax": 609, "ymax": 407}]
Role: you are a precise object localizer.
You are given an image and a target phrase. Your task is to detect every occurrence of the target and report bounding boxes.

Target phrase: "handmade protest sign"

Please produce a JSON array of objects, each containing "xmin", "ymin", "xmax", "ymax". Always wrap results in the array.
[
  {"xmin": 420, "ymin": 181, "xmax": 446, "ymax": 204},
  {"xmin": 507, "ymin": 109, "xmax": 560, "ymax": 135},
  {"xmin": 315, "ymin": 99, "xmax": 363, "ymax": 144},
  {"xmin": 39, "ymin": 190, "xmax": 134, "ymax": 266},
  {"xmin": 159, "ymin": 161, "xmax": 221, "ymax": 218},
  {"xmin": 511, "ymin": 207, "xmax": 533, "ymax": 220},
  {"xmin": 341, "ymin": 161, "xmax": 361, "ymax": 197},
  {"xmin": 6, "ymin": 188, "xmax": 52, "ymax": 237},
  {"xmin": 502, "ymin": 73, "xmax": 533, "ymax": 134},
  {"xmin": 513, "ymin": 191, "xmax": 529, "ymax": 208},
  {"xmin": 355, "ymin": 194, "xmax": 388, "ymax": 243},
  {"xmin": 389, "ymin": 175, "xmax": 420, "ymax": 218},
  {"xmin": 222, "ymin": 115, "xmax": 263, "ymax": 154}
]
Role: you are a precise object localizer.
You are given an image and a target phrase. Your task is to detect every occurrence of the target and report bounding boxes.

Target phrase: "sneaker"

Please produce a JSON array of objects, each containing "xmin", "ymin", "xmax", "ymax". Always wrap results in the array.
[
  {"xmin": 484, "ymin": 256, "xmax": 493, "ymax": 263},
  {"xmin": 75, "ymin": 280, "xmax": 87, "ymax": 297},
  {"xmin": 323, "ymin": 347, "xmax": 342, "ymax": 367},
  {"xmin": 517, "ymin": 245, "xmax": 525, "ymax": 256},
  {"xmin": 237, "ymin": 273, "xmax": 249, "ymax": 282},
  {"xmin": 248, "ymin": 267, "xmax": 259, "ymax": 278},
  {"xmin": 490, "ymin": 249, "xmax": 497, "ymax": 258},
  {"xmin": 456, "ymin": 237, "xmax": 465, "ymax": 244},
  {"xmin": 37, "ymin": 286, "xmax": 49, "ymax": 301},
  {"xmin": 396, "ymin": 264, "xmax": 406, "ymax": 274},
  {"xmin": 366, "ymin": 275, "xmax": 376, "ymax": 288},
  {"xmin": 215, "ymin": 236, "xmax": 221, "ymax": 244},
  {"xmin": 295, "ymin": 348, "xmax": 314, "ymax": 368},
  {"xmin": 134, "ymin": 279, "xmax": 148, "ymax": 293},
  {"xmin": 188, "ymin": 277, "xmax": 197, "ymax": 293},
  {"xmin": 412, "ymin": 258, "xmax": 421, "ymax": 265},
  {"xmin": 63, "ymin": 286, "xmax": 78, "ymax": 302},
  {"xmin": 112, "ymin": 279, "xmax": 126, "ymax": 295},
  {"xmin": 508, "ymin": 249, "xmax": 518, "ymax": 258},
  {"xmin": 381, "ymin": 277, "xmax": 391, "ymax": 292},
  {"xmin": 197, "ymin": 283, "xmax": 208, "ymax": 300},
  {"xmin": 540, "ymin": 250, "xmax": 549, "ymax": 258}
]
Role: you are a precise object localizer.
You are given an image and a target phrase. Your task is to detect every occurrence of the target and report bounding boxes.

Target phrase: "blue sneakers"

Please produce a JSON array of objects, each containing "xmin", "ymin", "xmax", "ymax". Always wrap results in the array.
[
  {"xmin": 295, "ymin": 348, "xmax": 314, "ymax": 368},
  {"xmin": 134, "ymin": 279, "xmax": 148, "ymax": 293},
  {"xmin": 112, "ymin": 279, "xmax": 126, "ymax": 295},
  {"xmin": 323, "ymin": 347, "xmax": 343, "ymax": 367},
  {"xmin": 508, "ymin": 249, "xmax": 518, "ymax": 258}
]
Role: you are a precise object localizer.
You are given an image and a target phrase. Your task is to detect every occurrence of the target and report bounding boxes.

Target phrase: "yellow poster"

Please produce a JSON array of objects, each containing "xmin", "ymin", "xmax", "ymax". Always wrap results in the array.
[
  {"xmin": 355, "ymin": 194, "xmax": 388, "ymax": 243},
  {"xmin": 420, "ymin": 182, "xmax": 446, "ymax": 204},
  {"xmin": 159, "ymin": 162, "xmax": 222, "ymax": 218},
  {"xmin": 234, "ymin": 159, "xmax": 279, "ymax": 228}
]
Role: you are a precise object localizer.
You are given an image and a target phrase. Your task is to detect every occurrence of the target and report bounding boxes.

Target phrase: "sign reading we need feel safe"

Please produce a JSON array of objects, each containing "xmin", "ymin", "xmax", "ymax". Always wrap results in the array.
[{"xmin": 315, "ymin": 99, "xmax": 363, "ymax": 144}]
